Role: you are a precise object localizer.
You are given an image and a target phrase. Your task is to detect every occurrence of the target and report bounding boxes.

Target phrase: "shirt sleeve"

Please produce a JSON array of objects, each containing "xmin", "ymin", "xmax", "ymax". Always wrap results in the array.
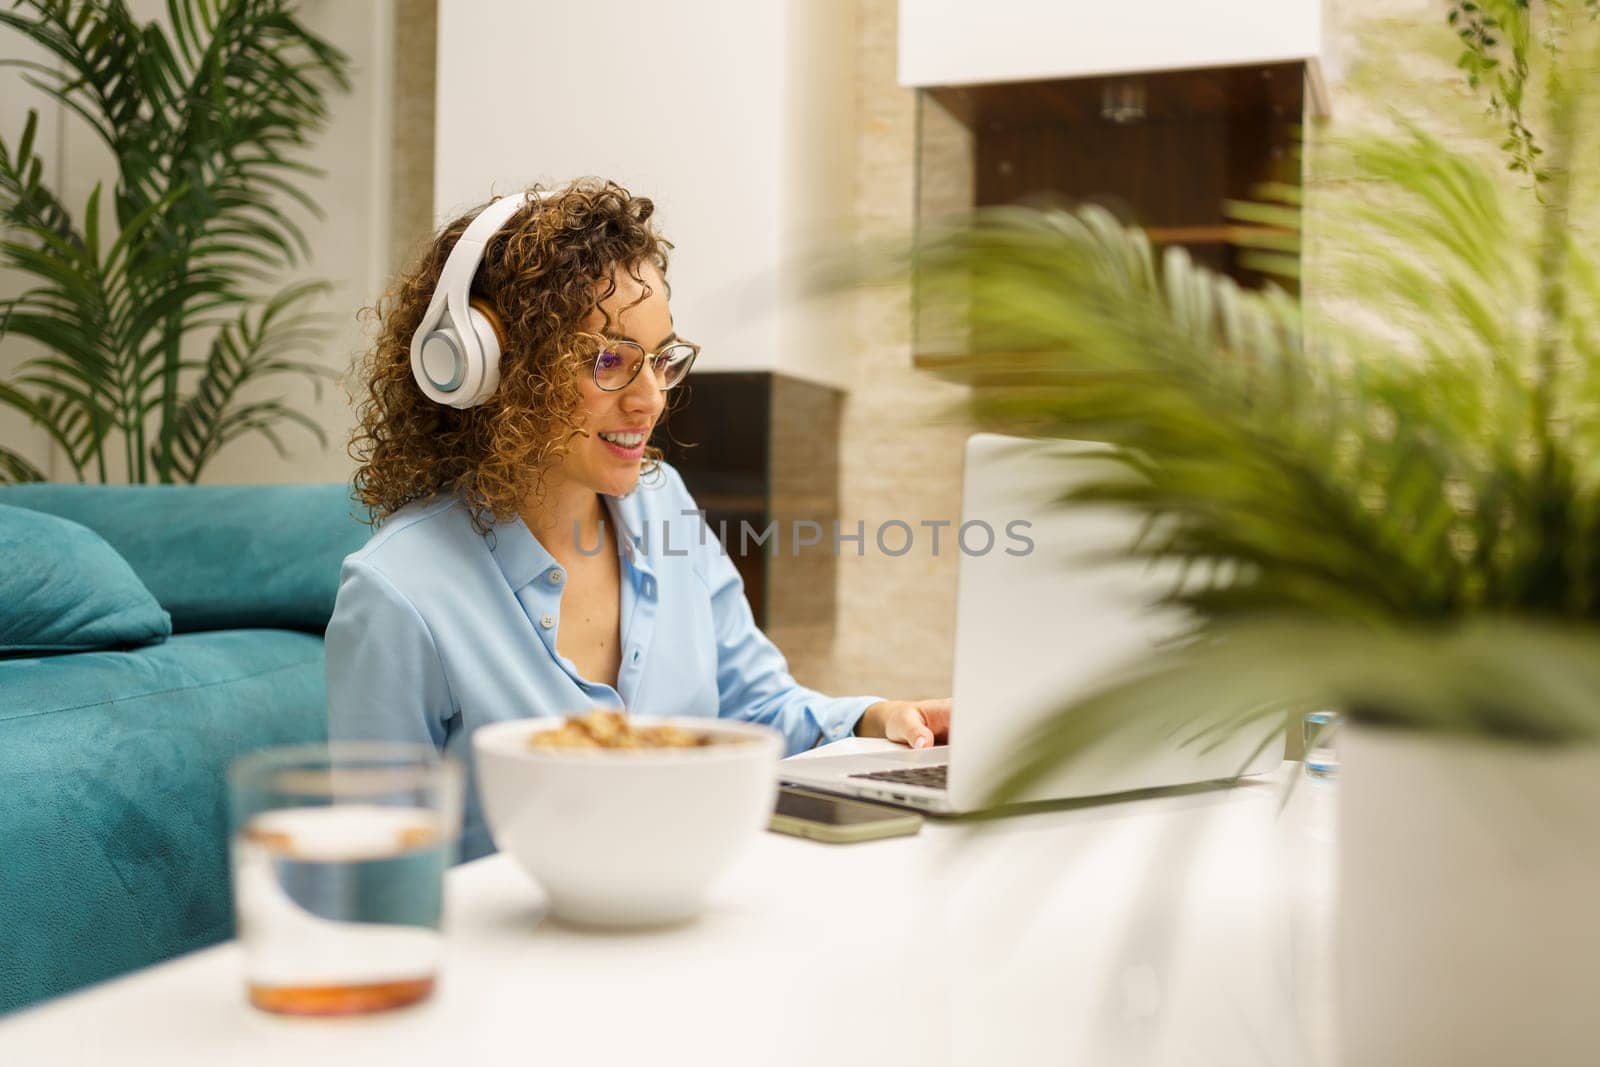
[
  {"xmin": 325, "ymin": 557, "xmax": 456, "ymax": 751},
  {"xmin": 684, "ymin": 493, "xmax": 885, "ymax": 756}
]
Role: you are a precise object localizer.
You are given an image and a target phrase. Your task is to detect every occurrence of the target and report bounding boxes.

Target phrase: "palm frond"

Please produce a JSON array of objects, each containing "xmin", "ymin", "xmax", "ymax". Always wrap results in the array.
[
  {"xmin": 164, "ymin": 281, "xmax": 335, "ymax": 482},
  {"xmin": 0, "ymin": 443, "xmax": 46, "ymax": 484},
  {"xmin": 987, "ymin": 618, "xmax": 1600, "ymax": 807},
  {"xmin": 0, "ymin": 109, "xmax": 77, "ymax": 241},
  {"xmin": 0, "ymin": 378, "xmax": 103, "ymax": 479}
]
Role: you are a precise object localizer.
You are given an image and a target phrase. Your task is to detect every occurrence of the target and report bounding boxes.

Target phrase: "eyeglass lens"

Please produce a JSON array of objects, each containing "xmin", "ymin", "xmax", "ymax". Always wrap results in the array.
[{"xmin": 594, "ymin": 341, "xmax": 696, "ymax": 391}]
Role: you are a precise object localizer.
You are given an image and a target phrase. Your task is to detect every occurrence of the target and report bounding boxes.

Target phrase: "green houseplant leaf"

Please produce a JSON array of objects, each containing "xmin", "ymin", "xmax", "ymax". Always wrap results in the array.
[
  {"xmin": 0, "ymin": 0, "xmax": 350, "ymax": 483},
  {"xmin": 875, "ymin": 5, "xmax": 1600, "ymax": 801}
]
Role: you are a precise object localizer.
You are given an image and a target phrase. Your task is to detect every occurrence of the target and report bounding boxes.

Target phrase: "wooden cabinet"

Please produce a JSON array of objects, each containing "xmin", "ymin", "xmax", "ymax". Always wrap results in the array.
[
  {"xmin": 919, "ymin": 62, "xmax": 1307, "ymax": 281},
  {"xmin": 905, "ymin": 2, "xmax": 1327, "ymax": 370},
  {"xmin": 658, "ymin": 371, "xmax": 843, "ymax": 631}
]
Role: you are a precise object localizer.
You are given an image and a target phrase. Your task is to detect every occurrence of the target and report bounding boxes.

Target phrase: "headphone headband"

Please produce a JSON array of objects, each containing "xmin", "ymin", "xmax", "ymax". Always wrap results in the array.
[{"xmin": 409, "ymin": 189, "xmax": 553, "ymax": 408}]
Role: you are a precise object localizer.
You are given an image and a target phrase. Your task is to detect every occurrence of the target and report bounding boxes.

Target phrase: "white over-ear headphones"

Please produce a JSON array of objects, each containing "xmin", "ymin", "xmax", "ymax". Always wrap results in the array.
[{"xmin": 409, "ymin": 190, "xmax": 553, "ymax": 408}]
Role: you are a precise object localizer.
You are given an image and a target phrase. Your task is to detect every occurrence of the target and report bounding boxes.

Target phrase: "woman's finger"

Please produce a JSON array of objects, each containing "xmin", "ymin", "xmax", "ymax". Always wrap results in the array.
[
  {"xmin": 917, "ymin": 698, "xmax": 952, "ymax": 739},
  {"xmin": 896, "ymin": 706, "xmax": 936, "ymax": 749}
]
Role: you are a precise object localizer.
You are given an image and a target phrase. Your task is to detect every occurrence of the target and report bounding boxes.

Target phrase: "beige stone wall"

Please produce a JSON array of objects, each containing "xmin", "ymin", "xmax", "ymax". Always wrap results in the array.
[
  {"xmin": 778, "ymin": 0, "xmax": 973, "ymax": 703},
  {"xmin": 1304, "ymin": 0, "xmax": 1571, "ymax": 322},
  {"xmin": 387, "ymin": 0, "xmax": 438, "ymax": 279}
]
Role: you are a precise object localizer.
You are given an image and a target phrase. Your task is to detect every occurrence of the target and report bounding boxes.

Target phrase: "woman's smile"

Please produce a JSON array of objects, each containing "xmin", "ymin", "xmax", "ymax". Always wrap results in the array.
[{"xmin": 596, "ymin": 425, "xmax": 651, "ymax": 460}]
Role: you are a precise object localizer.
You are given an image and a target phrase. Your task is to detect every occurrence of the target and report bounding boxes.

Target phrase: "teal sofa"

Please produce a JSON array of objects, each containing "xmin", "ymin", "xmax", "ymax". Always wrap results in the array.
[{"xmin": 0, "ymin": 484, "xmax": 370, "ymax": 1015}]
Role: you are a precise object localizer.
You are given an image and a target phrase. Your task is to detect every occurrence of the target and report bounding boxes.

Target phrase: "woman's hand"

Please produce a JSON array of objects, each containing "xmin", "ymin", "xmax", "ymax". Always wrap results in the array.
[{"xmin": 854, "ymin": 698, "xmax": 952, "ymax": 749}]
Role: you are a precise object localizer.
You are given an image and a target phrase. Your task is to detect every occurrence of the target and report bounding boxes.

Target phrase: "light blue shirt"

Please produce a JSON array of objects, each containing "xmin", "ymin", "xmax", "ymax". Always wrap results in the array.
[{"xmin": 325, "ymin": 462, "xmax": 883, "ymax": 861}]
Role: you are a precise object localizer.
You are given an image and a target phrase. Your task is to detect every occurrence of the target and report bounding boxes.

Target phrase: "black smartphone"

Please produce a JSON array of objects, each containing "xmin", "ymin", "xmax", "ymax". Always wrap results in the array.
[{"xmin": 768, "ymin": 787, "xmax": 924, "ymax": 843}]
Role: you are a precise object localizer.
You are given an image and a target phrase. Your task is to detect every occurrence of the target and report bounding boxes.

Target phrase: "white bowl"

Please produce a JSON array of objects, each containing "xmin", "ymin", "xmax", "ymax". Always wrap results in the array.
[{"xmin": 472, "ymin": 716, "xmax": 783, "ymax": 927}]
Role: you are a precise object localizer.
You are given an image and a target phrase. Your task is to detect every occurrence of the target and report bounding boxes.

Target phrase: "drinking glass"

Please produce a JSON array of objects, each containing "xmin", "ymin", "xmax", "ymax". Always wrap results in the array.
[
  {"xmin": 1302, "ymin": 710, "xmax": 1341, "ymax": 779},
  {"xmin": 228, "ymin": 742, "xmax": 463, "ymax": 1015}
]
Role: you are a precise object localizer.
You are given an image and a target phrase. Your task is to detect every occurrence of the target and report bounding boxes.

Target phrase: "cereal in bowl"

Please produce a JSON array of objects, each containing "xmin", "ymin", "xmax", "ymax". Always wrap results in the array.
[{"xmin": 528, "ymin": 710, "xmax": 736, "ymax": 750}]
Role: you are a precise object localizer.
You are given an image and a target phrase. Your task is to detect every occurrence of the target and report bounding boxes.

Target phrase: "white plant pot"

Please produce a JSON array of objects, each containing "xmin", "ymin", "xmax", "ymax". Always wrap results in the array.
[{"xmin": 1339, "ymin": 722, "xmax": 1600, "ymax": 1067}]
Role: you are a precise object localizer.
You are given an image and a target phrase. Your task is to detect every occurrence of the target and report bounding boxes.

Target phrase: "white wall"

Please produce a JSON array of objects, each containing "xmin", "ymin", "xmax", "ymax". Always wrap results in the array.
[
  {"xmin": 434, "ymin": 0, "xmax": 858, "ymax": 384},
  {"xmin": 0, "ymin": 0, "xmax": 392, "ymax": 484},
  {"xmin": 898, "ymin": 0, "xmax": 1323, "ymax": 87}
]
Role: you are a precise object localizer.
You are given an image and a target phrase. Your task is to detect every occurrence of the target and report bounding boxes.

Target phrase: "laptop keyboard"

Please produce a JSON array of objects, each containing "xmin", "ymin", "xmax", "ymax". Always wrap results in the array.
[{"xmin": 848, "ymin": 764, "xmax": 949, "ymax": 790}]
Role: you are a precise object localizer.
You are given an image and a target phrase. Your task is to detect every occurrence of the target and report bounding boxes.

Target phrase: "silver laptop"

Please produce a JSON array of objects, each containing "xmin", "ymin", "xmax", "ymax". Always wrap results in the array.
[{"xmin": 779, "ymin": 433, "xmax": 1282, "ymax": 814}]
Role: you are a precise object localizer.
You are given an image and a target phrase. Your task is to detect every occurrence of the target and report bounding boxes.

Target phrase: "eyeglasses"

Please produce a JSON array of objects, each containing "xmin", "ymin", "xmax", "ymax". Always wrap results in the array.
[{"xmin": 591, "ymin": 337, "xmax": 699, "ymax": 392}]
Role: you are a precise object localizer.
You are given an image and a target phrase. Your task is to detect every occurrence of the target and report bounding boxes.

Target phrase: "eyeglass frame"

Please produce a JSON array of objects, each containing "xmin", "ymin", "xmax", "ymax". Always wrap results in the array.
[{"xmin": 588, "ymin": 335, "xmax": 700, "ymax": 392}]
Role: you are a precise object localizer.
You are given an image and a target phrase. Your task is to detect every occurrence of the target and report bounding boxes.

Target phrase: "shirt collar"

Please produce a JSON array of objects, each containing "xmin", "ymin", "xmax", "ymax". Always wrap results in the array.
[
  {"xmin": 487, "ymin": 494, "xmax": 655, "ymax": 592},
  {"xmin": 487, "ymin": 512, "xmax": 560, "ymax": 592},
  {"xmin": 605, "ymin": 492, "xmax": 656, "ymax": 582}
]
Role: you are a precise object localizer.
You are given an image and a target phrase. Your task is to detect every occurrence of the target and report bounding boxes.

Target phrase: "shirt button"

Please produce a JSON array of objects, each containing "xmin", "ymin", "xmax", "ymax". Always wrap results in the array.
[
  {"xmin": 548, "ymin": 570, "xmax": 563, "ymax": 585},
  {"xmin": 539, "ymin": 614, "xmax": 555, "ymax": 630}
]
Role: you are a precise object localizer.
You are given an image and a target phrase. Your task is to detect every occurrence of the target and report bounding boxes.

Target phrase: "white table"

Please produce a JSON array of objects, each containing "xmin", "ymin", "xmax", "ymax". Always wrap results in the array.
[{"xmin": 1, "ymin": 756, "xmax": 1337, "ymax": 1067}]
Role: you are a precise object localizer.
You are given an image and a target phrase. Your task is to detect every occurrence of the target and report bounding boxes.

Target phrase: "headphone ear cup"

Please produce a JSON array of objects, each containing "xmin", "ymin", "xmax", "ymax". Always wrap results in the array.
[
  {"xmin": 463, "ymin": 297, "xmax": 508, "ymax": 405},
  {"xmin": 467, "ymin": 297, "xmax": 509, "ymax": 356}
]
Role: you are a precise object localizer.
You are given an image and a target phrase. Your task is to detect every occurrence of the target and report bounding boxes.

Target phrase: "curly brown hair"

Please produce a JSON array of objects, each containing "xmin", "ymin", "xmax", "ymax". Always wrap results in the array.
[{"xmin": 348, "ymin": 177, "xmax": 673, "ymax": 534}]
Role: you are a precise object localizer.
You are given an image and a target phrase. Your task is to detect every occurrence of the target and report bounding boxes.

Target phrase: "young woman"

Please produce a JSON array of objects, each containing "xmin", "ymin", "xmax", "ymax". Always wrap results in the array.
[{"xmin": 328, "ymin": 178, "xmax": 949, "ymax": 859}]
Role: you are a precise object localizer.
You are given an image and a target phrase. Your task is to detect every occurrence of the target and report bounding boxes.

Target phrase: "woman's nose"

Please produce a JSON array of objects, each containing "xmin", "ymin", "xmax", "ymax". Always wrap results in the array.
[{"xmin": 620, "ymin": 359, "xmax": 667, "ymax": 414}]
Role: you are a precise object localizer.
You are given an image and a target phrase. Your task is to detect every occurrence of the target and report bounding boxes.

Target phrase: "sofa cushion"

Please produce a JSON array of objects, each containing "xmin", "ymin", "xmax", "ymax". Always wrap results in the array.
[
  {"xmin": 0, "ymin": 504, "xmax": 171, "ymax": 656},
  {"xmin": 0, "ymin": 484, "xmax": 372, "ymax": 634},
  {"xmin": 0, "ymin": 629, "xmax": 328, "ymax": 1014}
]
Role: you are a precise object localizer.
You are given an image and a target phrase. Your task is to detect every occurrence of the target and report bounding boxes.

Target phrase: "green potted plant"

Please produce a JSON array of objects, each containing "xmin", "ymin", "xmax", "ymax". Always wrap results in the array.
[
  {"xmin": 0, "ymin": 0, "xmax": 350, "ymax": 483},
  {"xmin": 895, "ymin": 5, "xmax": 1600, "ymax": 1063}
]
